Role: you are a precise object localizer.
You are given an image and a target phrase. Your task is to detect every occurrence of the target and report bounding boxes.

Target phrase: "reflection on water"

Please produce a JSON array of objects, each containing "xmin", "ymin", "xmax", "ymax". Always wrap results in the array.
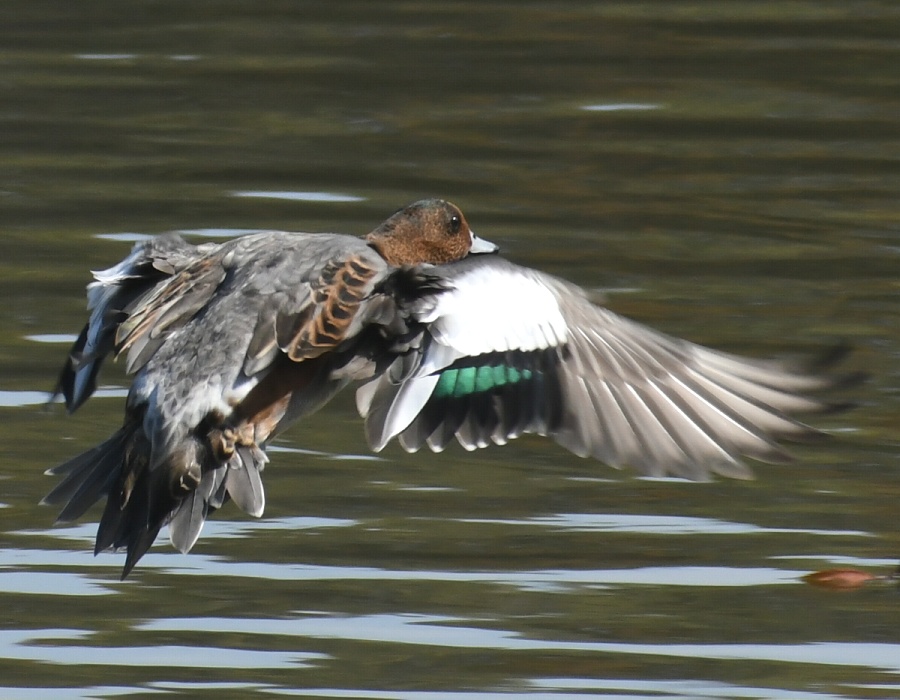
[
  {"xmin": 581, "ymin": 103, "xmax": 662, "ymax": 112},
  {"xmin": 137, "ymin": 612, "xmax": 900, "ymax": 672},
  {"xmin": 1, "ymin": 0, "xmax": 899, "ymax": 697},
  {"xmin": 232, "ymin": 191, "xmax": 366, "ymax": 203},
  {"xmin": 0, "ymin": 627, "xmax": 320, "ymax": 668},
  {"xmin": 2, "ymin": 388, "xmax": 128, "ymax": 408},
  {"xmin": 5, "ymin": 508, "xmax": 873, "ymax": 591},
  {"xmin": 460, "ymin": 513, "xmax": 871, "ymax": 537}
]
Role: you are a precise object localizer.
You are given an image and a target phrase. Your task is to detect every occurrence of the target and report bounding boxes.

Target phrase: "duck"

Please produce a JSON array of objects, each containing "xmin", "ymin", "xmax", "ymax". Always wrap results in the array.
[{"xmin": 45, "ymin": 199, "xmax": 853, "ymax": 578}]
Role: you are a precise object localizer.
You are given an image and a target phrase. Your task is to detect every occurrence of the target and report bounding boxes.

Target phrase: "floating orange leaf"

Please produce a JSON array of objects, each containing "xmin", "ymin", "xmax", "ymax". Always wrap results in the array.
[{"xmin": 803, "ymin": 568, "xmax": 877, "ymax": 590}]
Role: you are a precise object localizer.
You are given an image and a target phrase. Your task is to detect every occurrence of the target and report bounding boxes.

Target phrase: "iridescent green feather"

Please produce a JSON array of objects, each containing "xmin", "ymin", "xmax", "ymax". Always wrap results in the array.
[{"xmin": 433, "ymin": 365, "xmax": 533, "ymax": 399}]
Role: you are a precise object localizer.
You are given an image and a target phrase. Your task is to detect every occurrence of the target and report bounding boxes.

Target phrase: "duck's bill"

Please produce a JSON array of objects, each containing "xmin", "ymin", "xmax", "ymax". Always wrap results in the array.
[{"xmin": 470, "ymin": 232, "xmax": 499, "ymax": 255}]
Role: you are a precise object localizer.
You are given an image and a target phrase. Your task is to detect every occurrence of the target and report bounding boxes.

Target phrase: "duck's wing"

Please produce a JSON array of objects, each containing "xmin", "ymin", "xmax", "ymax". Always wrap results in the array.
[
  {"xmin": 53, "ymin": 234, "xmax": 212, "ymax": 412},
  {"xmin": 357, "ymin": 257, "xmax": 853, "ymax": 480},
  {"xmin": 232, "ymin": 249, "xmax": 397, "ymax": 434},
  {"xmin": 114, "ymin": 254, "xmax": 228, "ymax": 374},
  {"xmin": 48, "ymin": 236, "xmax": 392, "ymax": 573},
  {"xmin": 156, "ymin": 246, "xmax": 394, "ymax": 559}
]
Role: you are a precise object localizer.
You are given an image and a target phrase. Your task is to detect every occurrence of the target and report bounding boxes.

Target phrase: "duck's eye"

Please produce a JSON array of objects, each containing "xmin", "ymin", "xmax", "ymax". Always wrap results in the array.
[{"xmin": 448, "ymin": 214, "xmax": 462, "ymax": 234}]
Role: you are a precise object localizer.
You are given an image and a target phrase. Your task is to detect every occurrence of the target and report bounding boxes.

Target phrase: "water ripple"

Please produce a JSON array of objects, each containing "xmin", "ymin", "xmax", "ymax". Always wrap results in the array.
[
  {"xmin": 458, "ymin": 513, "xmax": 871, "ymax": 538},
  {"xmin": 232, "ymin": 191, "xmax": 365, "ymax": 203},
  {"xmin": 0, "ymin": 628, "xmax": 322, "ymax": 668},
  {"xmin": 137, "ymin": 613, "xmax": 900, "ymax": 673},
  {"xmin": 1, "ymin": 388, "xmax": 127, "ymax": 408}
]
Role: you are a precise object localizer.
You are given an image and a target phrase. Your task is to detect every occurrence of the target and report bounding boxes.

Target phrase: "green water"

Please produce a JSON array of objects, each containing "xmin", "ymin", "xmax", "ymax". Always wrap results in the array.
[{"xmin": 1, "ymin": 2, "xmax": 899, "ymax": 698}]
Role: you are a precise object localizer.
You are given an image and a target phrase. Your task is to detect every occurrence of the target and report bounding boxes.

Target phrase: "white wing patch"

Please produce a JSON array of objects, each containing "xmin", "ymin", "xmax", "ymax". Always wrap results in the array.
[{"xmin": 422, "ymin": 266, "xmax": 568, "ymax": 355}]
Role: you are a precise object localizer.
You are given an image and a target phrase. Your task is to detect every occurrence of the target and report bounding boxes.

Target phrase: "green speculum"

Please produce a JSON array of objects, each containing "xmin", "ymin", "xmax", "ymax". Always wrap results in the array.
[{"xmin": 433, "ymin": 365, "xmax": 534, "ymax": 399}]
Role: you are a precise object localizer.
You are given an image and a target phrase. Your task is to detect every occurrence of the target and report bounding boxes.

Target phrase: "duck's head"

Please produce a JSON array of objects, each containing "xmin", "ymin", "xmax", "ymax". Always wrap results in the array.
[{"xmin": 366, "ymin": 199, "xmax": 498, "ymax": 266}]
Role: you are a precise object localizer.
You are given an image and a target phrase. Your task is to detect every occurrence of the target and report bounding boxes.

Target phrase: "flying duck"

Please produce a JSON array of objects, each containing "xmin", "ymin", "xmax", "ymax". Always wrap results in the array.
[{"xmin": 45, "ymin": 199, "xmax": 852, "ymax": 578}]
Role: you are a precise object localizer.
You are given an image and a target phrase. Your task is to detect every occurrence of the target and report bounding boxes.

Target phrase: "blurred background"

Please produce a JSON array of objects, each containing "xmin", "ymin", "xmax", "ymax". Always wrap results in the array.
[{"xmin": 1, "ymin": 2, "xmax": 899, "ymax": 698}]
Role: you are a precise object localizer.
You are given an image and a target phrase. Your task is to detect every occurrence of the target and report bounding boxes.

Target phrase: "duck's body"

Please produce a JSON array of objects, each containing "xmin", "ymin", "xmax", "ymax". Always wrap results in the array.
[{"xmin": 47, "ymin": 200, "xmax": 850, "ymax": 578}]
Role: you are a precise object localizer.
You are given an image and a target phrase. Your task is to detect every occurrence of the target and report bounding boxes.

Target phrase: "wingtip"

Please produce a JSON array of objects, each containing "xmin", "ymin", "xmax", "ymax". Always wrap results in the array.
[
  {"xmin": 827, "ymin": 370, "xmax": 869, "ymax": 394},
  {"xmin": 803, "ymin": 343, "xmax": 868, "ymax": 392},
  {"xmin": 818, "ymin": 398, "xmax": 864, "ymax": 417},
  {"xmin": 805, "ymin": 341, "xmax": 853, "ymax": 374}
]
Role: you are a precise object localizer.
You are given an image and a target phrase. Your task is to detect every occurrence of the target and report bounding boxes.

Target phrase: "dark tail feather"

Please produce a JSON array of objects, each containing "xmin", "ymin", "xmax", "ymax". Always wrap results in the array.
[
  {"xmin": 47, "ymin": 415, "xmax": 272, "ymax": 579},
  {"xmin": 42, "ymin": 427, "xmax": 132, "ymax": 520},
  {"xmin": 121, "ymin": 523, "xmax": 163, "ymax": 580},
  {"xmin": 94, "ymin": 486, "xmax": 128, "ymax": 555},
  {"xmin": 93, "ymin": 453, "xmax": 180, "ymax": 580},
  {"xmin": 46, "ymin": 420, "xmax": 185, "ymax": 579},
  {"xmin": 94, "ymin": 468, "xmax": 161, "ymax": 581}
]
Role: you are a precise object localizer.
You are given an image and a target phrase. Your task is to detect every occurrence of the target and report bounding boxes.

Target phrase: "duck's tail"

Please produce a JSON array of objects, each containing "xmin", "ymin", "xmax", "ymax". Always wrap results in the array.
[
  {"xmin": 43, "ymin": 426, "xmax": 135, "ymax": 525},
  {"xmin": 44, "ymin": 419, "xmax": 269, "ymax": 579},
  {"xmin": 43, "ymin": 422, "xmax": 158, "ymax": 577}
]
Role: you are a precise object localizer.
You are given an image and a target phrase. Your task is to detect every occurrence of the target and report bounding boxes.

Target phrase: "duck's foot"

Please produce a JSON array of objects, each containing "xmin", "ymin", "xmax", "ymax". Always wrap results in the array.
[
  {"xmin": 208, "ymin": 426, "xmax": 236, "ymax": 461},
  {"xmin": 207, "ymin": 423, "xmax": 259, "ymax": 464}
]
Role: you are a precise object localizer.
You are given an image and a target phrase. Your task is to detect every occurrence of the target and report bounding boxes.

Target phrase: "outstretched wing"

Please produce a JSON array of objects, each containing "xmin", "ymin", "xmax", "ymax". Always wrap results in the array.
[
  {"xmin": 50, "ymin": 233, "xmax": 394, "ymax": 572},
  {"xmin": 53, "ymin": 234, "xmax": 213, "ymax": 412},
  {"xmin": 357, "ymin": 256, "xmax": 852, "ymax": 480}
]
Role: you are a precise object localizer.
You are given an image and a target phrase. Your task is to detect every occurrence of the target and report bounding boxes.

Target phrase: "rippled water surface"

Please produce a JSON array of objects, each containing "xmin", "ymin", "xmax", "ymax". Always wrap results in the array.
[{"xmin": 2, "ymin": 2, "xmax": 900, "ymax": 698}]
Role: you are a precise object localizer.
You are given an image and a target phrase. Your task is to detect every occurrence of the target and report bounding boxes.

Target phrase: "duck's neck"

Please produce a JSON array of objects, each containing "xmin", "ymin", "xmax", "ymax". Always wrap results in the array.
[{"xmin": 366, "ymin": 233, "xmax": 420, "ymax": 266}]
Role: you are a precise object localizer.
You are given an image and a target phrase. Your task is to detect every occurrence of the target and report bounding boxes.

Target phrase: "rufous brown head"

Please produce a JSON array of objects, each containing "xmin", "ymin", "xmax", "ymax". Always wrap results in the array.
[{"xmin": 366, "ymin": 199, "xmax": 498, "ymax": 266}]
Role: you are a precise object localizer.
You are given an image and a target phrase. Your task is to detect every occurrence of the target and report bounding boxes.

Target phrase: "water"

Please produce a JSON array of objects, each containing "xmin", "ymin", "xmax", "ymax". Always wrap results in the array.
[{"xmin": 2, "ymin": 1, "xmax": 900, "ymax": 698}]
